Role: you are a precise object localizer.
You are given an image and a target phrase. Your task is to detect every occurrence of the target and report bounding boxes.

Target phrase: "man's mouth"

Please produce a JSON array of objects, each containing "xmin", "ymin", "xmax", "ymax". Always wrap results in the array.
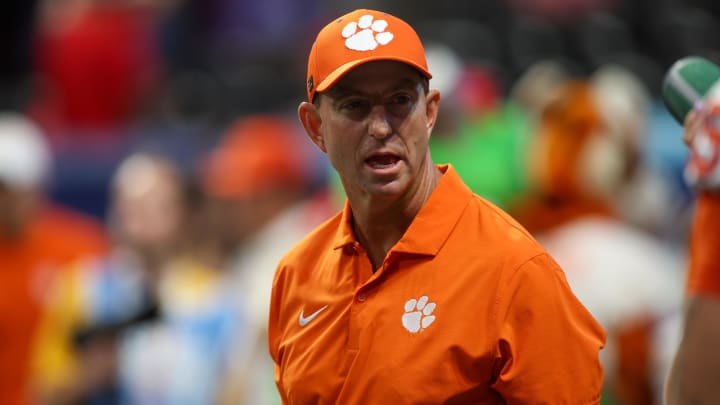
[{"xmin": 365, "ymin": 153, "xmax": 401, "ymax": 169}]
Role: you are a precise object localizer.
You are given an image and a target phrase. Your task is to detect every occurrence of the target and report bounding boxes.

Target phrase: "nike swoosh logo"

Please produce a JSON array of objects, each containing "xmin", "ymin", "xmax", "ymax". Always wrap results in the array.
[{"xmin": 298, "ymin": 305, "xmax": 328, "ymax": 327}]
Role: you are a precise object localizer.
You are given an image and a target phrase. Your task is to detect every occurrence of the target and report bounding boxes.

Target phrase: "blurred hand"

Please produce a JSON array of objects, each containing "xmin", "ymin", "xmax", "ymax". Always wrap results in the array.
[
  {"xmin": 683, "ymin": 109, "xmax": 703, "ymax": 146},
  {"xmin": 682, "ymin": 102, "xmax": 720, "ymax": 189}
]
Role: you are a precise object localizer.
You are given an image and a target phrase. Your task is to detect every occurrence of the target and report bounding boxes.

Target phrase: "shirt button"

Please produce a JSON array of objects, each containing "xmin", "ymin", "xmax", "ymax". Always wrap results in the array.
[{"xmin": 357, "ymin": 292, "xmax": 367, "ymax": 302}]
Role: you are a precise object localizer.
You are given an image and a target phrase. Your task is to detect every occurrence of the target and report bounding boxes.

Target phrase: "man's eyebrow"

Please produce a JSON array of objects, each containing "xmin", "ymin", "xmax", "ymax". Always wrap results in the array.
[
  {"xmin": 390, "ymin": 77, "xmax": 423, "ymax": 91},
  {"xmin": 325, "ymin": 86, "xmax": 357, "ymax": 99}
]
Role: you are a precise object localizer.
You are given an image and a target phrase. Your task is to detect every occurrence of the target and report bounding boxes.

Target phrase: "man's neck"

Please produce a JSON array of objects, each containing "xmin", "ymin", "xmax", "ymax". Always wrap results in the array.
[{"xmin": 349, "ymin": 164, "xmax": 441, "ymax": 269}]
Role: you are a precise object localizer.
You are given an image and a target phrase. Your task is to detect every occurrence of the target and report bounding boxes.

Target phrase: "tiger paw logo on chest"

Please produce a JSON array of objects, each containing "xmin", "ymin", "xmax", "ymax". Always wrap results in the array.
[
  {"xmin": 402, "ymin": 295, "xmax": 436, "ymax": 333},
  {"xmin": 342, "ymin": 14, "xmax": 394, "ymax": 51}
]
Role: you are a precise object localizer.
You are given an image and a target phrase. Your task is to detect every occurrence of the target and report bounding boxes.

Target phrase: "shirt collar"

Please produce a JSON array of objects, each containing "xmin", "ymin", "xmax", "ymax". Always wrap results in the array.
[{"xmin": 332, "ymin": 164, "xmax": 473, "ymax": 257}]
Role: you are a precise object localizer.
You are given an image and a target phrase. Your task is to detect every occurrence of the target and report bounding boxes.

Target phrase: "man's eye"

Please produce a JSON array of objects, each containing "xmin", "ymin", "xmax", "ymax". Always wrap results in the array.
[
  {"xmin": 392, "ymin": 94, "xmax": 412, "ymax": 105},
  {"xmin": 341, "ymin": 100, "xmax": 367, "ymax": 110}
]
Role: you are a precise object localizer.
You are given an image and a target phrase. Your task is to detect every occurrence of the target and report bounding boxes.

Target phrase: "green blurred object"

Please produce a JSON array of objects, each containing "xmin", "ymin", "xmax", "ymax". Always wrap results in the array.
[
  {"xmin": 430, "ymin": 103, "xmax": 531, "ymax": 209},
  {"xmin": 662, "ymin": 56, "xmax": 720, "ymax": 124},
  {"xmin": 600, "ymin": 386, "xmax": 616, "ymax": 405}
]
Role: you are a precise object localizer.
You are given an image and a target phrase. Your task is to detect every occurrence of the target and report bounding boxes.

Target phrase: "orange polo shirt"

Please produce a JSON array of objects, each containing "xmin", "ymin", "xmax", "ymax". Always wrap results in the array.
[
  {"xmin": 0, "ymin": 204, "xmax": 108, "ymax": 405},
  {"xmin": 687, "ymin": 192, "xmax": 720, "ymax": 297},
  {"xmin": 269, "ymin": 165, "xmax": 605, "ymax": 404}
]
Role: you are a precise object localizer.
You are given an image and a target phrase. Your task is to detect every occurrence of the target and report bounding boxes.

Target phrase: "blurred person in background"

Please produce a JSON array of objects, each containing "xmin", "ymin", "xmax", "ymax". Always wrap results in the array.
[
  {"xmin": 590, "ymin": 65, "xmax": 680, "ymax": 237},
  {"xmin": 0, "ymin": 112, "xmax": 108, "ymax": 405},
  {"xmin": 665, "ymin": 107, "xmax": 720, "ymax": 404},
  {"xmin": 117, "ymin": 166, "xmax": 248, "ymax": 405},
  {"xmin": 508, "ymin": 72, "xmax": 685, "ymax": 404},
  {"xmin": 511, "ymin": 61, "xmax": 678, "ymax": 235},
  {"xmin": 112, "ymin": 115, "xmax": 330, "ymax": 404},
  {"xmin": 31, "ymin": 152, "xmax": 193, "ymax": 404},
  {"xmin": 199, "ymin": 114, "xmax": 331, "ymax": 404},
  {"xmin": 28, "ymin": 0, "xmax": 166, "ymax": 138}
]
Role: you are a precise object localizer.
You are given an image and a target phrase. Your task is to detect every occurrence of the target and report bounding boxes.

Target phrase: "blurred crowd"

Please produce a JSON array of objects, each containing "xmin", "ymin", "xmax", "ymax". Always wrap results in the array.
[{"xmin": 2, "ymin": 0, "xmax": 719, "ymax": 404}]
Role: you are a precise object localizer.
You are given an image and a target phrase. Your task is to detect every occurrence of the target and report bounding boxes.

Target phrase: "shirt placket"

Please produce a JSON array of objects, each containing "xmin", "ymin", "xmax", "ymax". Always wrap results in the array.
[{"xmin": 346, "ymin": 245, "xmax": 400, "ymax": 351}]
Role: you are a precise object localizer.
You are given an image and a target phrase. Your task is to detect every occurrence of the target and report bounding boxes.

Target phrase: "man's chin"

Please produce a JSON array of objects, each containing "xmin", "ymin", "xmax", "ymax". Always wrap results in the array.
[{"xmin": 363, "ymin": 178, "xmax": 408, "ymax": 199}]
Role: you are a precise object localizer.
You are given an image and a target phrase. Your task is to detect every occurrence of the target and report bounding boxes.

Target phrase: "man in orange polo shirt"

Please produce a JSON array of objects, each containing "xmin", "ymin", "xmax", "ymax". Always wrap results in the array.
[
  {"xmin": 268, "ymin": 9, "xmax": 605, "ymax": 404},
  {"xmin": 666, "ymin": 107, "xmax": 720, "ymax": 404}
]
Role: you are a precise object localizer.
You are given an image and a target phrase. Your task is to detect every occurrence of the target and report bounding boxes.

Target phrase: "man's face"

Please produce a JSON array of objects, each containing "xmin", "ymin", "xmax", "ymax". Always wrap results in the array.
[{"xmin": 311, "ymin": 61, "xmax": 440, "ymax": 200}]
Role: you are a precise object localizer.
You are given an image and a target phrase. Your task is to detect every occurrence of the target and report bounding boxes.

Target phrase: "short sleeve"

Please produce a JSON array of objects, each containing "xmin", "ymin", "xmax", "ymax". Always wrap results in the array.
[
  {"xmin": 687, "ymin": 192, "xmax": 720, "ymax": 297},
  {"xmin": 491, "ymin": 253, "xmax": 606, "ymax": 404}
]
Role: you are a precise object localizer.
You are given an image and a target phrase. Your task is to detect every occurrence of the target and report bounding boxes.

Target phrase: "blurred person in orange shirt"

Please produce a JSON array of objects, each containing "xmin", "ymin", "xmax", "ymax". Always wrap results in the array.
[
  {"xmin": 666, "ymin": 106, "xmax": 720, "ymax": 404},
  {"xmin": 199, "ymin": 114, "xmax": 331, "ymax": 404},
  {"xmin": 269, "ymin": 9, "xmax": 605, "ymax": 404},
  {"xmin": 0, "ymin": 112, "xmax": 108, "ymax": 405},
  {"xmin": 509, "ymin": 71, "xmax": 685, "ymax": 404}
]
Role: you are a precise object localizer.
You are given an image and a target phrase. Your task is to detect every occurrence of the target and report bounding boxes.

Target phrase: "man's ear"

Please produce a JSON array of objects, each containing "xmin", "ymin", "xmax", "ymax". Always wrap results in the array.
[
  {"xmin": 425, "ymin": 89, "xmax": 441, "ymax": 135},
  {"xmin": 298, "ymin": 101, "xmax": 326, "ymax": 153}
]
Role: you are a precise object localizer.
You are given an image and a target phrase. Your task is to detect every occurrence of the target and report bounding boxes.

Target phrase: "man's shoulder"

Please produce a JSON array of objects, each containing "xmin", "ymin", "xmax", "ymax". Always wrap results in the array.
[
  {"xmin": 278, "ymin": 210, "xmax": 344, "ymax": 269},
  {"xmin": 452, "ymin": 193, "xmax": 551, "ymax": 271},
  {"xmin": 468, "ymin": 194, "xmax": 540, "ymax": 245}
]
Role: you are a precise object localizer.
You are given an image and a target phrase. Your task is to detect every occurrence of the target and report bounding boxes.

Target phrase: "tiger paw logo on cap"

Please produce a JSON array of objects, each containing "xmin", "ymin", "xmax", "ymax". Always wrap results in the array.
[{"xmin": 342, "ymin": 14, "xmax": 394, "ymax": 51}]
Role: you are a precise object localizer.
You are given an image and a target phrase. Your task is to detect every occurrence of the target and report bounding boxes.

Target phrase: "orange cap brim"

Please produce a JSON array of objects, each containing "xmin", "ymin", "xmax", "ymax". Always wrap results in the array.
[{"xmin": 315, "ymin": 56, "xmax": 433, "ymax": 95}]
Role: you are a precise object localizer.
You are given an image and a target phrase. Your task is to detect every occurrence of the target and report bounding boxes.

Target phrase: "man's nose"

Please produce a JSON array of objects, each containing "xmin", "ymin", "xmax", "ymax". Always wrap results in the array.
[{"xmin": 368, "ymin": 106, "xmax": 392, "ymax": 139}]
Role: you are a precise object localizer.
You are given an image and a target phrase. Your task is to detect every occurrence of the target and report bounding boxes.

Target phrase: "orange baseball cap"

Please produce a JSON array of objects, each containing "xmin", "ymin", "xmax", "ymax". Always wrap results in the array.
[
  {"xmin": 202, "ymin": 116, "xmax": 314, "ymax": 199},
  {"xmin": 306, "ymin": 9, "xmax": 432, "ymax": 101}
]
